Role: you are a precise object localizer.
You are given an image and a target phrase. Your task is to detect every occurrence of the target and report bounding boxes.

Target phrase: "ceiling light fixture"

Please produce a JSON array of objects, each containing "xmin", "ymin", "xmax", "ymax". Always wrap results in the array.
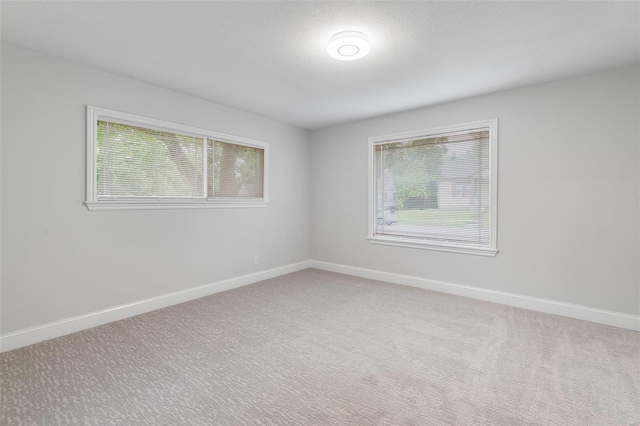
[{"xmin": 327, "ymin": 31, "xmax": 371, "ymax": 61}]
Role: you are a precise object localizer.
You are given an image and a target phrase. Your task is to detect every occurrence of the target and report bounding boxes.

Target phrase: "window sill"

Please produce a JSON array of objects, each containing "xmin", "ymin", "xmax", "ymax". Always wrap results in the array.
[
  {"xmin": 85, "ymin": 200, "xmax": 269, "ymax": 211},
  {"xmin": 368, "ymin": 236, "xmax": 498, "ymax": 257}
]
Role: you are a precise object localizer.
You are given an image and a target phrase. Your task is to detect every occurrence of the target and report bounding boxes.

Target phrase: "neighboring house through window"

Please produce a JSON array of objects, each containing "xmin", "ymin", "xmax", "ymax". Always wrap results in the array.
[{"xmin": 368, "ymin": 119, "xmax": 498, "ymax": 256}]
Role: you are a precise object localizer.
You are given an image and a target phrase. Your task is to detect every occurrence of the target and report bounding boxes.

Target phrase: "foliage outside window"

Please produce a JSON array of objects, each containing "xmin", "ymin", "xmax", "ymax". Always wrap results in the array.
[
  {"xmin": 369, "ymin": 120, "xmax": 498, "ymax": 256},
  {"xmin": 86, "ymin": 106, "xmax": 268, "ymax": 210}
]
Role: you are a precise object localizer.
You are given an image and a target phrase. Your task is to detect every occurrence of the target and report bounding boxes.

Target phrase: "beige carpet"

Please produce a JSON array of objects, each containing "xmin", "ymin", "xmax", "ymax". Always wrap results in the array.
[{"xmin": 1, "ymin": 269, "xmax": 638, "ymax": 425}]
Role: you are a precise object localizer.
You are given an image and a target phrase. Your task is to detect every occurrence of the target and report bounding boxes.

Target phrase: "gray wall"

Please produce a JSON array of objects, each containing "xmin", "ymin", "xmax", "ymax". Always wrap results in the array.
[
  {"xmin": 311, "ymin": 66, "xmax": 640, "ymax": 316},
  {"xmin": 2, "ymin": 43, "xmax": 638, "ymax": 336},
  {"xmin": 1, "ymin": 43, "xmax": 312, "ymax": 334}
]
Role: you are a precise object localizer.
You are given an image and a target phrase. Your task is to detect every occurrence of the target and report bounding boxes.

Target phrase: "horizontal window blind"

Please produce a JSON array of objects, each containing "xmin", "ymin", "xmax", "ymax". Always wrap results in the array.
[
  {"xmin": 97, "ymin": 120, "xmax": 205, "ymax": 198},
  {"xmin": 87, "ymin": 106, "xmax": 269, "ymax": 210},
  {"xmin": 374, "ymin": 129, "xmax": 492, "ymax": 249}
]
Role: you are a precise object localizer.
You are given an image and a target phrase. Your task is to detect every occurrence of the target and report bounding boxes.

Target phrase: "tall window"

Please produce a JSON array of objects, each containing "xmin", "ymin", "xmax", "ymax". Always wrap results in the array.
[
  {"xmin": 86, "ymin": 106, "xmax": 268, "ymax": 210},
  {"xmin": 369, "ymin": 120, "xmax": 498, "ymax": 256}
]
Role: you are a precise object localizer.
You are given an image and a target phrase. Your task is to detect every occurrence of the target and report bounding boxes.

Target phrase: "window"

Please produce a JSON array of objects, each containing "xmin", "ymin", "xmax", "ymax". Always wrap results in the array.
[
  {"xmin": 85, "ymin": 106, "xmax": 268, "ymax": 210},
  {"xmin": 368, "ymin": 119, "xmax": 498, "ymax": 256}
]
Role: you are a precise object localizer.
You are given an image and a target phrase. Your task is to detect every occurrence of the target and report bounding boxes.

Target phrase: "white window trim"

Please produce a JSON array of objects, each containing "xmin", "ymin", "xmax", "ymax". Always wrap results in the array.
[
  {"xmin": 367, "ymin": 119, "xmax": 498, "ymax": 257},
  {"xmin": 85, "ymin": 106, "xmax": 269, "ymax": 211}
]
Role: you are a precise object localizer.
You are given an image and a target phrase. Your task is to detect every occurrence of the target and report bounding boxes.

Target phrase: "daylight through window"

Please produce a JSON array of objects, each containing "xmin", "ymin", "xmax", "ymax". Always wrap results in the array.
[
  {"xmin": 86, "ymin": 106, "xmax": 268, "ymax": 210},
  {"xmin": 369, "ymin": 120, "xmax": 497, "ymax": 256}
]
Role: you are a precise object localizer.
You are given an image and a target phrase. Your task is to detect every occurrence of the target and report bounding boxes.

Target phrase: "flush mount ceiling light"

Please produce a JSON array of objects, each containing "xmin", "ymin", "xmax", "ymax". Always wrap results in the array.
[{"xmin": 327, "ymin": 31, "xmax": 371, "ymax": 61}]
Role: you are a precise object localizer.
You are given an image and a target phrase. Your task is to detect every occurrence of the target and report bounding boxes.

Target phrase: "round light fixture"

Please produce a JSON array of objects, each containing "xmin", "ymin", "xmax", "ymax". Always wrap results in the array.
[{"xmin": 327, "ymin": 31, "xmax": 371, "ymax": 61}]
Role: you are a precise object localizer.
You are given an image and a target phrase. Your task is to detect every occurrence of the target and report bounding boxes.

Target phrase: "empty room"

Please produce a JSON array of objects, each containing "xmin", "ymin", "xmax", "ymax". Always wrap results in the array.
[{"xmin": 1, "ymin": 1, "xmax": 638, "ymax": 424}]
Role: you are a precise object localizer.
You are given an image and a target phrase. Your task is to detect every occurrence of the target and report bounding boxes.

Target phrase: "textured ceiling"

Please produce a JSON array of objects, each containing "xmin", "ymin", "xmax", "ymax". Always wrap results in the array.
[{"xmin": 2, "ymin": 1, "xmax": 638, "ymax": 130}]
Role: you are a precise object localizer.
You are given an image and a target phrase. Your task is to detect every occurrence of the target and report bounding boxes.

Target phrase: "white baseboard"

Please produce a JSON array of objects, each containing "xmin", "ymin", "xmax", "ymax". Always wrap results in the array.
[
  {"xmin": 0, "ymin": 261, "xmax": 312, "ymax": 353},
  {"xmin": 3, "ymin": 259, "xmax": 637, "ymax": 353},
  {"xmin": 310, "ymin": 260, "xmax": 640, "ymax": 332}
]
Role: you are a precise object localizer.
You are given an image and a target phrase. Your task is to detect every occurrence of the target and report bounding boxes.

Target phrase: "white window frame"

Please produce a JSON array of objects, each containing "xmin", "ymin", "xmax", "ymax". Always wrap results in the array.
[
  {"xmin": 368, "ymin": 119, "xmax": 498, "ymax": 257},
  {"xmin": 85, "ymin": 106, "xmax": 269, "ymax": 211}
]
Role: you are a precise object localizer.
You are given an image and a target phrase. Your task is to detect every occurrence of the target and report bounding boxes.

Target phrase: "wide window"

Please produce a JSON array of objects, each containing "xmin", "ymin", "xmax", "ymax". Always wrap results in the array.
[
  {"xmin": 85, "ymin": 106, "xmax": 268, "ymax": 210},
  {"xmin": 369, "ymin": 120, "xmax": 498, "ymax": 256}
]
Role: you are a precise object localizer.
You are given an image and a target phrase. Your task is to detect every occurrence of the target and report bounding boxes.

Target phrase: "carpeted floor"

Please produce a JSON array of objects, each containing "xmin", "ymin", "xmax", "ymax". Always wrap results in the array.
[{"xmin": 1, "ymin": 269, "xmax": 638, "ymax": 425}]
